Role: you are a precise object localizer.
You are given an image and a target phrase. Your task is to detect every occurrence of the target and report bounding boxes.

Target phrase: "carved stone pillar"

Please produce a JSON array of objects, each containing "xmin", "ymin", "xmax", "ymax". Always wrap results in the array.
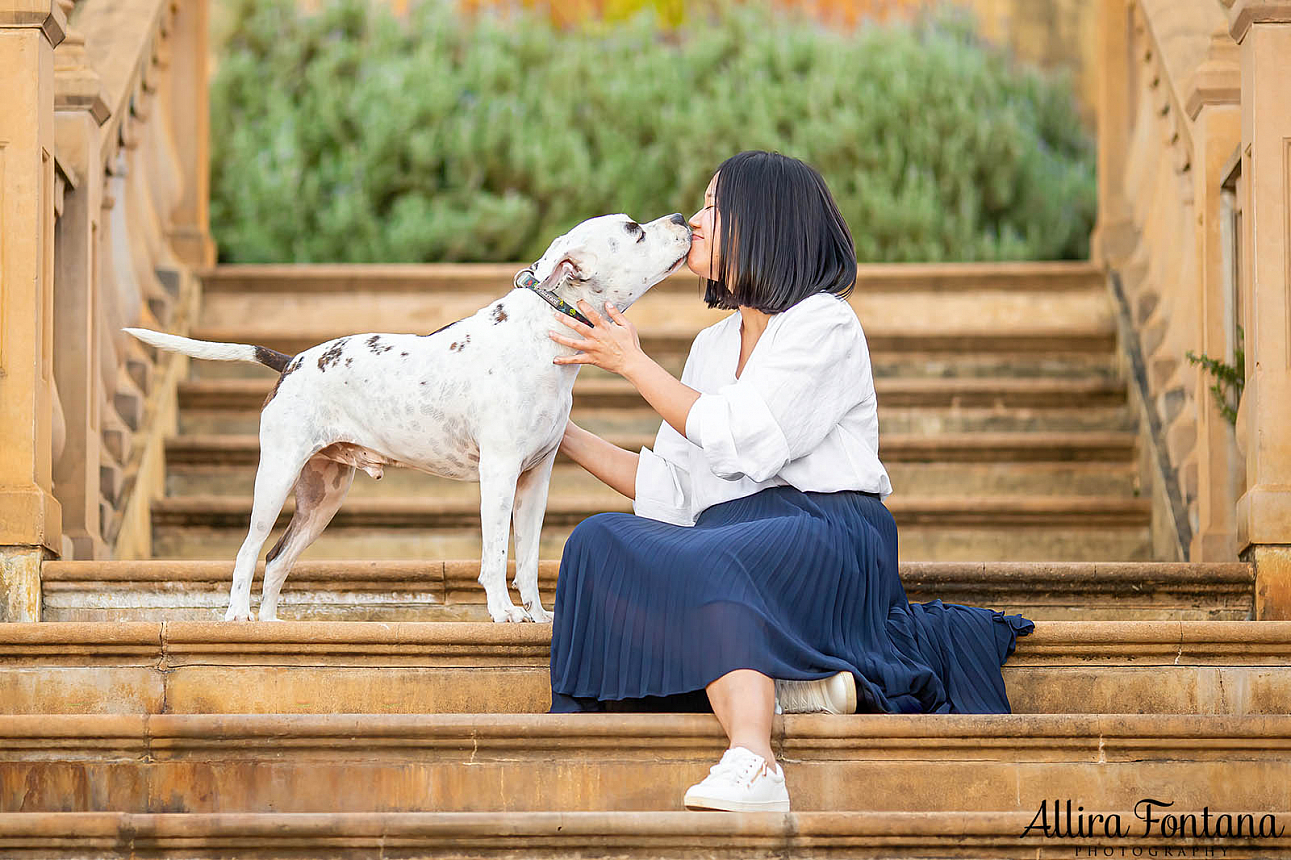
[
  {"xmin": 0, "ymin": 0, "xmax": 67, "ymax": 620},
  {"xmin": 1093, "ymin": 0, "xmax": 1135, "ymax": 265},
  {"xmin": 165, "ymin": 0, "xmax": 214, "ymax": 267},
  {"xmin": 1222, "ymin": 0, "xmax": 1291, "ymax": 617},
  {"xmin": 53, "ymin": 0, "xmax": 110, "ymax": 560},
  {"xmin": 1184, "ymin": 28, "xmax": 1242, "ymax": 562}
]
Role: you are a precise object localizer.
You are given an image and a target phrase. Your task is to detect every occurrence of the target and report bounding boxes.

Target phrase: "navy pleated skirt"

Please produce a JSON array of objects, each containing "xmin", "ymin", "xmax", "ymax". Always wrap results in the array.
[{"xmin": 549, "ymin": 485, "xmax": 1034, "ymax": 715}]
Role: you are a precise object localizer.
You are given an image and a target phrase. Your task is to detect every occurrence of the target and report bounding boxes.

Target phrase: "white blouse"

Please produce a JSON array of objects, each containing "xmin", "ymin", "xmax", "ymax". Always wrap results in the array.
[{"xmin": 633, "ymin": 290, "xmax": 894, "ymax": 527}]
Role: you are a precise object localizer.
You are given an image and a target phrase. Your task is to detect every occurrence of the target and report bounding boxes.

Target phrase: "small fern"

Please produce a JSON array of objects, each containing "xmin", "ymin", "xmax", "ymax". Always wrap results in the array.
[{"xmin": 1185, "ymin": 326, "xmax": 1245, "ymax": 427}]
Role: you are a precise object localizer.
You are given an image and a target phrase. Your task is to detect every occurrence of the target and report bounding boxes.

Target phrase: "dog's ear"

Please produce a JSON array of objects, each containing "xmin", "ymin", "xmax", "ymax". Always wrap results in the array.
[{"xmin": 537, "ymin": 251, "xmax": 593, "ymax": 292}]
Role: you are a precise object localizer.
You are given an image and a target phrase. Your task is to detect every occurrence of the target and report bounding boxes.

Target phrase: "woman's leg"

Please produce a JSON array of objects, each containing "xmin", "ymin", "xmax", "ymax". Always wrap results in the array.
[{"xmin": 705, "ymin": 668, "xmax": 776, "ymax": 763}]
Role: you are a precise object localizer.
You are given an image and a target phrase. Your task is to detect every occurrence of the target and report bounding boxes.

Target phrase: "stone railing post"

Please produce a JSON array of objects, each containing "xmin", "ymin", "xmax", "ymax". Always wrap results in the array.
[
  {"xmin": 52, "ymin": 0, "xmax": 110, "ymax": 561},
  {"xmin": 1222, "ymin": 0, "xmax": 1291, "ymax": 617},
  {"xmin": 1093, "ymin": 0, "xmax": 1134, "ymax": 265},
  {"xmin": 1184, "ymin": 28, "xmax": 1242, "ymax": 562},
  {"xmin": 165, "ymin": 0, "xmax": 214, "ymax": 269},
  {"xmin": 0, "ymin": 1, "xmax": 67, "ymax": 619}
]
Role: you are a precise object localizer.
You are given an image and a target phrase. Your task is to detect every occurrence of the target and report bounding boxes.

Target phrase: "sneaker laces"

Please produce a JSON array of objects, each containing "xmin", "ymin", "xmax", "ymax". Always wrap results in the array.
[{"xmin": 710, "ymin": 748, "xmax": 773, "ymax": 787}]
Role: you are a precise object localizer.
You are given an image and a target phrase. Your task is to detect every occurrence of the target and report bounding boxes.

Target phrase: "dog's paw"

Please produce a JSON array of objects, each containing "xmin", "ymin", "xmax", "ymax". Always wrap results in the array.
[
  {"xmin": 525, "ymin": 604, "xmax": 554, "ymax": 624},
  {"xmin": 224, "ymin": 606, "xmax": 254, "ymax": 622},
  {"xmin": 257, "ymin": 612, "xmax": 284, "ymax": 622},
  {"xmin": 489, "ymin": 604, "xmax": 529, "ymax": 623}
]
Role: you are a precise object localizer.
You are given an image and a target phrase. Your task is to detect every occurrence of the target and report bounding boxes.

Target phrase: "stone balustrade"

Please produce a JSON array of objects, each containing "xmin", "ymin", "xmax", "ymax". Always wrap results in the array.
[
  {"xmin": 1096, "ymin": 0, "xmax": 1291, "ymax": 615},
  {"xmin": 0, "ymin": 0, "xmax": 212, "ymax": 620}
]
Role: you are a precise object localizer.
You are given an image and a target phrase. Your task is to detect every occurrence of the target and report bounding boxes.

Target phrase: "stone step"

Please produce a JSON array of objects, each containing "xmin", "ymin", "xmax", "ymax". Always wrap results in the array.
[
  {"xmin": 188, "ymin": 326, "xmax": 1118, "ymax": 369},
  {"xmin": 150, "ymin": 494, "xmax": 1151, "ymax": 531},
  {"xmin": 150, "ymin": 522, "xmax": 1151, "ymax": 564},
  {"xmin": 146, "ymin": 495, "xmax": 1152, "ymax": 562},
  {"xmin": 200, "ymin": 261, "xmax": 1106, "ymax": 295},
  {"xmin": 151, "ymin": 521, "xmax": 1151, "ymax": 563},
  {"xmin": 189, "ymin": 347, "xmax": 1122, "ymax": 383},
  {"xmin": 179, "ymin": 376, "xmax": 1129, "ymax": 413},
  {"xmin": 1, "ymin": 711, "xmax": 1289, "ymax": 814},
  {"xmin": 1, "ymin": 618, "xmax": 1277, "ymax": 716},
  {"xmin": 166, "ymin": 460, "xmax": 1140, "ymax": 501},
  {"xmin": 195, "ymin": 262, "xmax": 1111, "ymax": 341},
  {"xmin": 38, "ymin": 560, "xmax": 1252, "ymax": 623},
  {"xmin": 175, "ymin": 378, "xmax": 1133, "ymax": 436},
  {"xmin": 11, "ymin": 810, "xmax": 1281, "ymax": 860},
  {"xmin": 164, "ymin": 431, "xmax": 1139, "ymax": 468}
]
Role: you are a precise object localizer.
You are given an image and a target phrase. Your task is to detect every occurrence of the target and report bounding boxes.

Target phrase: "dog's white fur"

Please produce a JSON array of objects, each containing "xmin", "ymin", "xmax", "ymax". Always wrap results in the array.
[{"xmin": 126, "ymin": 213, "xmax": 692, "ymax": 622}]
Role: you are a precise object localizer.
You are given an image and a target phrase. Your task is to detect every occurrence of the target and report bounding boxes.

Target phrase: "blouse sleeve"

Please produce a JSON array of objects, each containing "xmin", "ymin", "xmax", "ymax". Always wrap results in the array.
[
  {"xmin": 683, "ymin": 298, "xmax": 869, "ymax": 483},
  {"xmin": 632, "ymin": 332, "xmax": 706, "ymax": 527}
]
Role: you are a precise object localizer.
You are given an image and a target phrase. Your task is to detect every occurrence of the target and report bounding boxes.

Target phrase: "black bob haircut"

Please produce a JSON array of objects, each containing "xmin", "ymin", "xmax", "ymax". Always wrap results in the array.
[{"xmin": 703, "ymin": 150, "xmax": 857, "ymax": 313}]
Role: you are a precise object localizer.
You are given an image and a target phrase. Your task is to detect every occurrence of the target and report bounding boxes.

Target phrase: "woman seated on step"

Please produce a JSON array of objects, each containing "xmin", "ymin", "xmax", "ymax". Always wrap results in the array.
[{"xmin": 545, "ymin": 149, "xmax": 1035, "ymax": 813}]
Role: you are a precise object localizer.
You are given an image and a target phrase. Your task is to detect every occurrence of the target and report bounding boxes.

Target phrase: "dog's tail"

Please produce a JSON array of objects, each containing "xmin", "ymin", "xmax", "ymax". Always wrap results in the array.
[{"xmin": 123, "ymin": 328, "xmax": 293, "ymax": 373}]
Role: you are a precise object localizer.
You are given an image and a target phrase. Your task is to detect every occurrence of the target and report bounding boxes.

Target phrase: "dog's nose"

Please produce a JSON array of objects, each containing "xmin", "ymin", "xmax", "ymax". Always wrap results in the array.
[{"xmin": 669, "ymin": 213, "xmax": 688, "ymax": 229}]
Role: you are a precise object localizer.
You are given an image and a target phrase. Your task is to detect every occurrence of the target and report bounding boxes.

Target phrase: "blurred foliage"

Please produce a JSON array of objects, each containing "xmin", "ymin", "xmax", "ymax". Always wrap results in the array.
[{"xmin": 210, "ymin": 0, "xmax": 1096, "ymax": 263}]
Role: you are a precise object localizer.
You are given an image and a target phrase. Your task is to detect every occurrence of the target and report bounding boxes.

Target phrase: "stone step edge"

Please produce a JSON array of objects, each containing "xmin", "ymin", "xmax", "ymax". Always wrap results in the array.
[
  {"xmin": 39, "ymin": 560, "xmax": 1253, "ymax": 612},
  {"xmin": 177, "ymin": 377, "xmax": 1129, "ymax": 411},
  {"xmin": 147, "ymin": 494, "xmax": 1153, "ymax": 529},
  {"xmin": 198, "ymin": 260, "xmax": 1105, "ymax": 294},
  {"xmin": 189, "ymin": 328, "xmax": 1117, "ymax": 358},
  {"xmin": 1, "ymin": 619, "xmax": 1284, "ymax": 665},
  {"xmin": 164, "ymin": 432, "xmax": 1139, "ymax": 465},
  {"xmin": 7, "ymin": 809, "xmax": 1280, "ymax": 858},
  {"xmin": 1, "ymin": 713, "xmax": 1290, "ymax": 759}
]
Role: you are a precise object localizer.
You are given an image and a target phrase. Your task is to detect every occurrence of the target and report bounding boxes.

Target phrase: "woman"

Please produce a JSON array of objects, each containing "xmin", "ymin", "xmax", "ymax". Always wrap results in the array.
[{"xmin": 545, "ymin": 150, "xmax": 1034, "ymax": 813}]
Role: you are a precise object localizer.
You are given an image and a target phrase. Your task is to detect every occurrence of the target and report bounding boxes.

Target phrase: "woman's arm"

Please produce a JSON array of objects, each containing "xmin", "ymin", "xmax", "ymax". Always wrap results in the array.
[
  {"xmin": 549, "ymin": 300, "xmax": 702, "ymax": 440},
  {"xmin": 560, "ymin": 420, "xmax": 640, "ymax": 500},
  {"xmin": 623, "ymin": 354, "xmax": 702, "ymax": 440}
]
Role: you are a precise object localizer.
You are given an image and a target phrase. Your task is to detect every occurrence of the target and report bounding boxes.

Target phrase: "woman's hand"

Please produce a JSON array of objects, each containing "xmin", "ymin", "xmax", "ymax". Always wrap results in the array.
[{"xmin": 548, "ymin": 301, "xmax": 646, "ymax": 378}]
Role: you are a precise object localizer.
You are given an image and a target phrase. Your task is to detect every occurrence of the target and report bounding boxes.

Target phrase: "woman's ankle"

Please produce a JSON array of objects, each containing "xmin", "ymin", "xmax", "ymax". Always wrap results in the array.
[{"xmin": 728, "ymin": 740, "xmax": 776, "ymax": 766}]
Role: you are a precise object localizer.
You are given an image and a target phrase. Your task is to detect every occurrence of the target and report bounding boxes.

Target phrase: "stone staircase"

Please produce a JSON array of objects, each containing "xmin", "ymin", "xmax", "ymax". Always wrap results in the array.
[
  {"xmin": 155, "ymin": 261, "xmax": 1150, "ymax": 564},
  {"xmin": 3, "ymin": 262, "xmax": 1287, "ymax": 859}
]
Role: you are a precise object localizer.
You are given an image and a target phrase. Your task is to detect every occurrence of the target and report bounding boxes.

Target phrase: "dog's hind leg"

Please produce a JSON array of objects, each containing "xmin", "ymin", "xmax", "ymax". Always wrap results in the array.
[
  {"xmin": 511, "ymin": 445, "xmax": 558, "ymax": 623},
  {"xmin": 226, "ymin": 445, "xmax": 311, "ymax": 621},
  {"xmin": 477, "ymin": 451, "xmax": 527, "ymax": 623},
  {"xmin": 257, "ymin": 455, "xmax": 355, "ymax": 621}
]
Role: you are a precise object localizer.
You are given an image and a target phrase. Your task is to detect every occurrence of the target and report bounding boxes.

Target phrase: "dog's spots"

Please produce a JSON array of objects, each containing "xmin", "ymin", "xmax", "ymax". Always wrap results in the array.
[
  {"xmin": 264, "ymin": 530, "xmax": 289, "ymax": 565},
  {"xmin": 345, "ymin": 356, "xmax": 353, "ymax": 368},
  {"xmin": 317, "ymin": 338, "xmax": 350, "ymax": 372},
  {"xmin": 491, "ymin": 305, "xmax": 508, "ymax": 324},
  {"xmin": 263, "ymin": 357, "xmax": 303, "ymax": 408},
  {"xmin": 366, "ymin": 335, "xmax": 394, "ymax": 355},
  {"xmin": 401, "ymin": 351, "xmax": 409, "ymax": 358},
  {"xmin": 254, "ymin": 345, "xmax": 293, "ymax": 373},
  {"xmin": 449, "ymin": 334, "xmax": 471, "ymax": 352}
]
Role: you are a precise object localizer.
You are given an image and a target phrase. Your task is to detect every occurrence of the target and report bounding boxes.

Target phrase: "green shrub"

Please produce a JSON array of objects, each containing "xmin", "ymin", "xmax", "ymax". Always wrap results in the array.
[{"xmin": 210, "ymin": 0, "xmax": 1096, "ymax": 263}]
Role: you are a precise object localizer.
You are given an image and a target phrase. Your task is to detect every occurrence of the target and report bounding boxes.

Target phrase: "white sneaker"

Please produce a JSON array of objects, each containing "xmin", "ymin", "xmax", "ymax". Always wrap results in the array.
[
  {"xmin": 683, "ymin": 746, "xmax": 790, "ymax": 812},
  {"xmin": 775, "ymin": 670, "xmax": 858, "ymax": 715}
]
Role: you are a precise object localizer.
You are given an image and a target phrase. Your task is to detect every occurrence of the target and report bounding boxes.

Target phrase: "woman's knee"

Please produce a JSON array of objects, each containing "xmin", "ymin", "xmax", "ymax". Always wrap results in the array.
[{"xmin": 567, "ymin": 511, "xmax": 629, "ymax": 545}]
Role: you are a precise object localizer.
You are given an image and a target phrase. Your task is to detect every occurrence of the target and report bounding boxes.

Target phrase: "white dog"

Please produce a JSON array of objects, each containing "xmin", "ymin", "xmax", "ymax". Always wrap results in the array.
[{"xmin": 126, "ymin": 213, "xmax": 692, "ymax": 622}]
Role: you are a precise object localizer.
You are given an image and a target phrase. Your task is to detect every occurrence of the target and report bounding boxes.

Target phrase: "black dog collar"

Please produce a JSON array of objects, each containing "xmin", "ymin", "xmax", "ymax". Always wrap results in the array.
[{"xmin": 514, "ymin": 268, "xmax": 594, "ymax": 327}]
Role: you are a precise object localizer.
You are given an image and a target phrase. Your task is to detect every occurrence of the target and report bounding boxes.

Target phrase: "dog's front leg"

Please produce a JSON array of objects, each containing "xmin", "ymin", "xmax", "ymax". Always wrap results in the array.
[
  {"xmin": 478, "ymin": 453, "xmax": 527, "ymax": 623},
  {"xmin": 512, "ymin": 446, "xmax": 559, "ymax": 623}
]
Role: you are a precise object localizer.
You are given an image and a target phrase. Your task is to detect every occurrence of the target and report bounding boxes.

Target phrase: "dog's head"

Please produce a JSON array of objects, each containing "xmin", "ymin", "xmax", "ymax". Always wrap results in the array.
[{"xmin": 519, "ymin": 213, "xmax": 692, "ymax": 315}]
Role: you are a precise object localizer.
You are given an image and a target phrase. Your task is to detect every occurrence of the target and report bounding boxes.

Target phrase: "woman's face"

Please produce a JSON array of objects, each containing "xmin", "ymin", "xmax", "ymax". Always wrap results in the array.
[{"xmin": 686, "ymin": 173, "xmax": 720, "ymax": 279}]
